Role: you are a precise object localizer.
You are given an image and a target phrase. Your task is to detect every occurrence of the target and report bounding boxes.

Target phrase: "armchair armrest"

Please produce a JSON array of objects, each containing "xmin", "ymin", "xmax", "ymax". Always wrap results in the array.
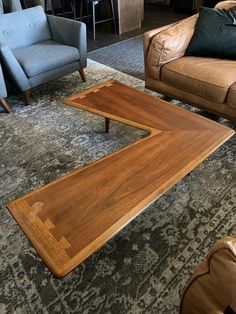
[
  {"xmin": 144, "ymin": 14, "xmax": 198, "ymax": 80},
  {"xmin": 47, "ymin": 15, "xmax": 87, "ymax": 69},
  {"xmin": 0, "ymin": 44, "xmax": 30, "ymax": 91}
]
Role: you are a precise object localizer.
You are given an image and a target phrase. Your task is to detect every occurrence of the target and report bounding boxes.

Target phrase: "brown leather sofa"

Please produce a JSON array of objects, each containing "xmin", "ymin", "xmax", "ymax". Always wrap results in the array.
[
  {"xmin": 144, "ymin": 1, "xmax": 236, "ymax": 121},
  {"xmin": 180, "ymin": 235, "xmax": 236, "ymax": 314}
]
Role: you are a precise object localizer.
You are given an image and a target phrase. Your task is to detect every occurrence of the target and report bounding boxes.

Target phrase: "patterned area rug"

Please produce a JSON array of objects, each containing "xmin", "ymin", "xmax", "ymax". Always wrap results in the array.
[
  {"xmin": 0, "ymin": 60, "xmax": 235, "ymax": 314},
  {"xmin": 88, "ymin": 36, "xmax": 144, "ymax": 80}
]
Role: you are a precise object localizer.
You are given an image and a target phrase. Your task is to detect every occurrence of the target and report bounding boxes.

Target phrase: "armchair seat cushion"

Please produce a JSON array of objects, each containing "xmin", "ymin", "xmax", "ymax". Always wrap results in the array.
[
  {"xmin": 13, "ymin": 40, "xmax": 79, "ymax": 77},
  {"xmin": 161, "ymin": 56, "xmax": 236, "ymax": 103}
]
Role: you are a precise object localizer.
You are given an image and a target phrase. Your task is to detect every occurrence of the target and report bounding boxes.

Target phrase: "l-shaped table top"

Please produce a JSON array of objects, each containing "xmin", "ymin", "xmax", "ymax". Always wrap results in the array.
[{"xmin": 7, "ymin": 80, "xmax": 235, "ymax": 277}]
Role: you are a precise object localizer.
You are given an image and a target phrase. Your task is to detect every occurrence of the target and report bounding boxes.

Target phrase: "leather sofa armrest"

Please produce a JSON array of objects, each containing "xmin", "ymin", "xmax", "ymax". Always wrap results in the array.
[
  {"xmin": 215, "ymin": 1, "xmax": 236, "ymax": 9},
  {"xmin": 143, "ymin": 22, "xmax": 178, "ymax": 66},
  {"xmin": 144, "ymin": 15, "xmax": 198, "ymax": 81},
  {"xmin": 180, "ymin": 236, "xmax": 236, "ymax": 314},
  {"xmin": 144, "ymin": 22, "xmax": 179, "ymax": 79}
]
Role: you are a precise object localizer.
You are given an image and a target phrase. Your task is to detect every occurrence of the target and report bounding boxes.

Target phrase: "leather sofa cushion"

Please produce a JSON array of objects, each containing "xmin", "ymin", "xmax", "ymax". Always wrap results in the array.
[
  {"xmin": 227, "ymin": 83, "xmax": 236, "ymax": 108},
  {"xmin": 13, "ymin": 40, "xmax": 79, "ymax": 77},
  {"xmin": 161, "ymin": 56, "xmax": 236, "ymax": 103}
]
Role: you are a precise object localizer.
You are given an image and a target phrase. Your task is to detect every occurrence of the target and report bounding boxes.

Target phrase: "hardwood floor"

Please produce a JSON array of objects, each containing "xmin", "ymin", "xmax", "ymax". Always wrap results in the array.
[{"xmin": 87, "ymin": 4, "xmax": 189, "ymax": 51}]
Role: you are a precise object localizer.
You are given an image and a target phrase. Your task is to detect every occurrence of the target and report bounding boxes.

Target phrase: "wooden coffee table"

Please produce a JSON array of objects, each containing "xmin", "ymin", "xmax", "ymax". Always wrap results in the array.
[{"xmin": 7, "ymin": 80, "xmax": 234, "ymax": 278}]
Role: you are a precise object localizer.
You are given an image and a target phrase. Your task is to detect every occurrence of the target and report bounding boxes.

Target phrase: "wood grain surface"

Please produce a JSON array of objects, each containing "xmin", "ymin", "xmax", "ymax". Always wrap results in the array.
[{"xmin": 7, "ymin": 80, "xmax": 235, "ymax": 278}]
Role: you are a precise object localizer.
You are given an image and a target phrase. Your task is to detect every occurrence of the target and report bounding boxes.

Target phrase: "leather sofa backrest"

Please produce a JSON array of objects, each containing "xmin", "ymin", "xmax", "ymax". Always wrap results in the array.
[{"xmin": 0, "ymin": 6, "xmax": 51, "ymax": 50}]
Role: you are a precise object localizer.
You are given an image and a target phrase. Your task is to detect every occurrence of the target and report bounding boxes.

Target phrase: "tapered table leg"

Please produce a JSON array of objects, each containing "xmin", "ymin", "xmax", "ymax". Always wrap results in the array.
[{"xmin": 105, "ymin": 117, "xmax": 110, "ymax": 133}]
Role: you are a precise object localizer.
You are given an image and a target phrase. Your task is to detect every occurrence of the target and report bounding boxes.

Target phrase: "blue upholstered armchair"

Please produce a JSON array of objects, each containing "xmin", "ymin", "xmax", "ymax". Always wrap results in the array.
[
  {"xmin": 0, "ymin": 64, "xmax": 10, "ymax": 112},
  {"xmin": 0, "ymin": 6, "xmax": 87, "ymax": 105}
]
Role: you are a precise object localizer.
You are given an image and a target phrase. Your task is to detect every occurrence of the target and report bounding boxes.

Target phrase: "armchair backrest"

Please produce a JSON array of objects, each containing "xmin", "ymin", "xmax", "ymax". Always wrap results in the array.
[{"xmin": 0, "ymin": 6, "xmax": 51, "ymax": 50}]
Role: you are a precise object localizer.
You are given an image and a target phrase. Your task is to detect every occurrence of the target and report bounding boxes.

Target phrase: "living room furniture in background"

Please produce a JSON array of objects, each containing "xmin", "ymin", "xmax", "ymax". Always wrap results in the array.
[
  {"xmin": 144, "ymin": 0, "xmax": 236, "ymax": 121},
  {"xmin": 51, "ymin": 0, "xmax": 74, "ymax": 17},
  {"xmin": 171, "ymin": 0, "xmax": 204, "ymax": 11},
  {"xmin": 7, "ymin": 80, "xmax": 234, "ymax": 277},
  {"xmin": 0, "ymin": 5, "xmax": 87, "ymax": 106},
  {"xmin": 0, "ymin": 64, "xmax": 10, "ymax": 113},
  {"xmin": 23, "ymin": 0, "xmax": 73, "ymax": 15},
  {"xmin": 180, "ymin": 235, "xmax": 236, "ymax": 314},
  {"xmin": 96, "ymin": 0, "xmax": 144, "ymax": 34},
  {"xmin": 0, "ymin": 0, "xmax": 22, "ymax": 13},
  {"xmin": 22, "ymin": 0, "xmax": 143, "ymax": 36},
  {"xmin": 113, "ymin": 0, "xmax": 144, "ymax": 34},
  {"xmin": 23, "ymin": 0, "xmax": 51, "ymax": 11},
  {"xmin": 77, "ymin": 0, "xmax": 116, "ymax": 40}
]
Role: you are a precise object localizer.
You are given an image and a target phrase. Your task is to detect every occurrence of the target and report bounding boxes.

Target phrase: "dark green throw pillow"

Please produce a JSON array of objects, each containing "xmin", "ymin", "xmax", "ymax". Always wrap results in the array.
[{"xmin": 185, "ymin": 6, "xmax": 236, "ymax": 60}]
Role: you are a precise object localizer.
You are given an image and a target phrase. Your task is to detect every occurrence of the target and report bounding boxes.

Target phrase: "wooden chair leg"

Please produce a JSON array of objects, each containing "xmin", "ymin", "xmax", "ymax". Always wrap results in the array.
[
  {"xmin": 0, "ymin": 98, "xmax": 11, "ymax": 113},
  {"xmin": 105, "ymin": 117, "xmax": 110, "ymax": 133},
  {"xmin": 23, "ymin": 90, "xmax": 30, "ymax": 106},
  {"xmin": 92, "ymin": 1, "xmax": 96, "ymax": 40},
  {"xmin": 110, "ymin": 0, "xmax": 117, "ymax": 34},
  {"xmin": 79, "ymin": 69, "xmax": 86, "ymax": 82}
]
